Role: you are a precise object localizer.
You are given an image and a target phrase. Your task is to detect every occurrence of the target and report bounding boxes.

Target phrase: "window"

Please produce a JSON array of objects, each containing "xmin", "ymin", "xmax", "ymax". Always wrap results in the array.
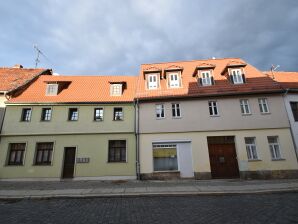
[
  {"xmin": 168, "ymin": 73, "xmax": 181, "ymax": 88},
  {"xmin": 35, "ymin": 142, "xmax": 54, "ymax": 165},
  {"xmin": 110, "ymin": 84, "xmax": 122, "ymax": 96},
  {"xmin": 290, "ymin": 102, "xmax": 298, "ymax": 121},
  {"xmin": 7, "ymin": 143, "xmax": 26, "ymax": 165},
  {"xmin": 267, "ymin": 136, "xmax": 282, "ymax": 160},
  {"xmin": 41, "ymin": 108, "xmax": 52, "ymax": 121},
  {"xmin": 230, "ymin": 69, "xmax": 244, "ymax": 84},
  {"xmin": 68, "ymin": 108, "xmax": 78, "ymax": 121},
  {"xmin": 208, "ymin": 101, "xmax": 219, "ymax": 116},
  {"xmin": 172, "ymin": 103, "xmax": 181, "ymax": 118},
  {"xmin": 94, "ymin": 108, "xmax": 104, "ymax": 121},
  {"xmin": 153, "ymin": 144, "xmax": 178, "ymax": 171},
  {"xmin": 147, "ymin": 74, "xmax": 158, "ymax": 89},
  {"xmin": 245, "ymin": 137, "xmax": 258, "ymax": 160},
  {"xmin": 156, "ymin": 104, "xmax": 165, "ymax": 119},
  {"xmin": 200, "ymin": 71, "xmax": 213, "ymax": 86},
  {"xmin": 113, "ymin": 107, "xmax": 123, "ymax": 120},
  {"xmin": 21, "ymin": 108, "xmax": 32, "ymax": 122},
  {"xmin": 108, "ymin": 140, "xmax": 126, "ymax": 162},
  {"xmin": 46, "ymin": 84, "xmax": 58, "ymax": 96},
  {"xmin": 258, "ymin": 98, "xmax": 270, "ymax": 114},
  {"xmin": 240, "ymin": 99, "xmax": 251, "ymax": 115}
]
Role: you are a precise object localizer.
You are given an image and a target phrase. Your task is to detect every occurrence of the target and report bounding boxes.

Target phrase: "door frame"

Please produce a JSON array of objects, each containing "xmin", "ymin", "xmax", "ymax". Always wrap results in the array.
[{"xmin": 61, "ymin": 146, "xmax": 77, "ymax": 179}]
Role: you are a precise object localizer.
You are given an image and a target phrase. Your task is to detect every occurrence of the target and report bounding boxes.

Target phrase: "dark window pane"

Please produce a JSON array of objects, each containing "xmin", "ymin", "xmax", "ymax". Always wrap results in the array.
[{"xmin": 108, "ymin": 140, "xmax": 126, "ymax": 162}]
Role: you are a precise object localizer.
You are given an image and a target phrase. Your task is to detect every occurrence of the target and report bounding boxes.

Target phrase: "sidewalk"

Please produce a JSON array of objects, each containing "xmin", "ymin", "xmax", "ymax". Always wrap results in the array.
[{"xmin": 0, "ymin": 179, "xmax": 298, "ymax": 199}]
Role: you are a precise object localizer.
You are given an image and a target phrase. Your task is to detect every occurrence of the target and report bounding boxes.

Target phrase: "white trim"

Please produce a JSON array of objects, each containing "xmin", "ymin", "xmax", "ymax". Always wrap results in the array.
[{"xmin": 73, "ymin": 176, "xmax": 136, "ymax": 181}]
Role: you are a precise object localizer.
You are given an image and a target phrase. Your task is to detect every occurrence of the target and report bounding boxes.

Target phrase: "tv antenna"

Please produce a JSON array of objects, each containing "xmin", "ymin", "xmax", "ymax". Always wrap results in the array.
[
  {"xmin": 270, "ymin": 64, "xmax": 280, "ymax": 79},
  {"xmin": 33, "ymin": 45, "xmax": 51, "ymax": 68}
]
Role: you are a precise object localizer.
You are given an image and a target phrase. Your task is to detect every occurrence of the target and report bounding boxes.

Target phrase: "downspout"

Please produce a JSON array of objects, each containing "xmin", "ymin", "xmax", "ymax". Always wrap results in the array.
[
  {"xmin": 282, "ymin": 88, "xmax": 298, "ymax": 162},
  {"xmin": 135, "ymin": 99, "xmax": 141, "ymax": 180}
]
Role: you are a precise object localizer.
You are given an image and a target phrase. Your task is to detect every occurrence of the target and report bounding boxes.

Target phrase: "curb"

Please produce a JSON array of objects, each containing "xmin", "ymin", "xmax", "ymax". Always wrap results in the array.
[{"xmin": 1, "ymin": 188, "xmax": 298, "ymax": 200}]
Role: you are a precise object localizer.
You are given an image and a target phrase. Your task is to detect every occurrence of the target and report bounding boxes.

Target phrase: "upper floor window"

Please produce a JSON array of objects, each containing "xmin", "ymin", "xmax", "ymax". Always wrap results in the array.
[
  {"xmin": 156, "ymin": 104, "xmax": 165, "ymax": 119},
  {"xmin": 245, "ymin": 137, "xmax": 258, "ymax": 160},
  {"xmin": 200, "ymin": 71, "xmax": 213, "ymax": 86},
  {"xmin": 110, "ymin": 84, "xmax": 122, "ymax": 96},
  {"xmin": 168, "ymin": 73, "xmax": 181, "ymax": 88},
  {"xmin": 290, "ymin": 102, "xmax": 298, "ymax": 121},
  {"xmin": 258, "ymin": 98, "xmax": 270, "ymax": 114},
  {"xmin": 113, "ymin": 107, "xmax": 123, "ymax": 121},
  {"xmin": 41, "ymin": 108, "xmax": 52, "ymax": 121},
  {"xmin": 46, "ymin": 84, "xmax": 58, "ymax": 96},
  {"xmin": 172, "ymin": 103, "xmax": 181, "ymax": 118},
  {"xmin": 267, "ymin": 136, "xmax": 282, "ymax": 160},
  {"xmin": 147, "ymin": 74, "xmax": 159, "ymax": 90},
  {"xmin": 230, "ymin": 69, "xmax": 244, "ymax": 84},
  {"xmin": 21, "ymin": 108, "xmax": 32, "ymax": 122},
  {"xmin": 94, "ymin": 108, "xmax": 104, "ymax": 121},
  {"xmin": 240, "ymin": 99, "xmax": 251, "ymax": 115},
  {"xmin": 7, "ymin": 143, "xmax": 26, "ymax": 166},
  {"xmin": 208, "ymin": 101, "xmax": 219, "ymax": 116},
  {"xmin": 68, "ymin": 108, "xmax": 78, "ymax": 121},
  {"xmin": 35, "ymin": 142, "xmax": 54, "ymax": 165}
]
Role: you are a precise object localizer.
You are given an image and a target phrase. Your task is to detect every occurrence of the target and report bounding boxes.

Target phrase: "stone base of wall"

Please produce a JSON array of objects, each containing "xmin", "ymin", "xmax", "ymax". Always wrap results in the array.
[
  {"xmin": 140, "ymin": 172, "xmax": 181, "ymax": 180},
  {"xmin": 194, "ymin": 172, "xmax": 212, "ymax": 180},
  {"xmin": 240, "ymin": 170, "xmax": 298, "ymax": 179}
]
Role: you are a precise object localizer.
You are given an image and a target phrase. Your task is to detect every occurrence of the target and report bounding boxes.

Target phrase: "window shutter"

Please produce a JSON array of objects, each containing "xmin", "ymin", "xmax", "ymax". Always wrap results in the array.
[
  {"xmin": 242, "ymin": 74, "xmax": 246, "ymax": 83},
  {"xmin": 211, "ymin": 76, "xmax": 215, "ymax": 85},
  {"xmin": 230, "ymin": 75, "xmax": 234, "ymax": 84}
]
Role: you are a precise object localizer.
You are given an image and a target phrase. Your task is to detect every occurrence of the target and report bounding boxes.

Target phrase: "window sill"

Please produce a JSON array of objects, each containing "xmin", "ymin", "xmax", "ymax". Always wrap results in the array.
[
  {"xmin": 93, "ymin": 120, "xmax": 104, "ymax": 122},
  {"xmin": 248, "ymin": 159, "xmax": 262, "ymax": 162},
  {"xmin": 156, "ymin": 117, "xmax": 165, "ymax": 120},
  {"xmin": 68, "ymin": 120, "xmax": 78, "ymax": 122},
  {"xmin": 107, "ymin": 161, "xmax": 127, "ymax": 163},
  {"xmin": 242, "ymin": 113, "xmax": 252, "ymax": 116},
  {"xmin": 260, "ymin": 112, "xmax": 271, "ymax": 115},
  {"xmin": 272, "ymin": 158, "xmax": 285, "ymax": 161},
  {"xmin": 33, "ymin": 164, "xmax": 52, "ymax": 166},
  {"xmin": 113, "ymin": 119, "xmax": 124, "ymax": 121},
  {"xmin": 172, "ymin": 116, "xmax": 182, "ymax": 119},
  {"xmin": 40, "ymin": 120, "xmax": 51, "ymax": 122},
  {"xmin": 5, "ymin": 164, "xmax": 24, "ymax": 167},
  {"xmin": 210, "ymin": 115, "xmax": 220, "ymax": 117},
  {"xmin": 153, "ymin": 170, "xmax": 179, "ymax": 173}
]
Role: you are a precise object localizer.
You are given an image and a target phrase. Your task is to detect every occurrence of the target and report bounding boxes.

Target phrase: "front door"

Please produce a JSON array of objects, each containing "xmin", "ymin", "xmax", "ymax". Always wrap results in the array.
[
  {"xmin": 208, "ymin": 143, "xmax": 239, "ymax": 179},
  {"xmin": 62, "ymin": 147, "xmax": 76, "ymax": 178},
  {"xmin": 177, "ymin": 143, "xmax": 194, "ymax": 178}
]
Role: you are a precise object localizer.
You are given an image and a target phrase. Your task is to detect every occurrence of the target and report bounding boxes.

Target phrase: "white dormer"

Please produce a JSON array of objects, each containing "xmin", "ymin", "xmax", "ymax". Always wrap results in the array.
[
  {"xmin": 110, "ymin": 83, "xmax": 123, "ymax": 96},
  {"xmin": 230, "ymin": 68, "xmax": 244, "ymax": 84},
  {"xmin": 46, "ymin": 83, "xmax": 58, "ymax": 96},
  {"xmin": 147, "ymin": 74, "xmax": 159, "ymax": 90},
  {"xmin": 199, "ymin": 70, "xmax": 213, "ymax": 86},
  {"xmin": 168, "ymin": 72, "xmax": 181, "ymax": 88}
]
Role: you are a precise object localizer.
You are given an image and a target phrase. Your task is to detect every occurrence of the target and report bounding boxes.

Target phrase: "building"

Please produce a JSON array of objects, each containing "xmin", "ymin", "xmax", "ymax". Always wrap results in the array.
[
  {"xmin": 135, "ymin": 58, "xmax": 298, "ymax": 180},
  {"xmin": 0, "ymin": 75, "xmax": 137, "ymax": 180}
]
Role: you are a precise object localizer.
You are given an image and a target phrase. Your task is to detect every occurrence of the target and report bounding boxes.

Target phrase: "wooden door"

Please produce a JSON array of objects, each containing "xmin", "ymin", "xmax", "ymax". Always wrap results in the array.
[
  {"xmin": 62, "ymin": 147, "xmax": 76, "ymax": 178},
  {"xmin": 208, "ymin": 144, "xmax": 239, "ymax": 179}
]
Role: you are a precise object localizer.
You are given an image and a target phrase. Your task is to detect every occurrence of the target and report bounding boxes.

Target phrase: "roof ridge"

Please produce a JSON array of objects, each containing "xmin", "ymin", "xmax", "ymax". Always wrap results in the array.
[
  {"xmin": 42, "ymin": 75, "xmax": 138, "ymax": 78},
  {"xmin": 0, "ymin": 67, "xmax": 45, "ymax": 70},
  {"xmin": 141, "ymin": 57, "xmax": 241, "ymax": 65}
]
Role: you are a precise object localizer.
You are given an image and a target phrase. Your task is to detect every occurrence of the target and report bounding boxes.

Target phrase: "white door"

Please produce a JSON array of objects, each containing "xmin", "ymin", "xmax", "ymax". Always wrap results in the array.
[{"xmin": 177, "ymin": 143, "xmax": 194, "ymax": 178}]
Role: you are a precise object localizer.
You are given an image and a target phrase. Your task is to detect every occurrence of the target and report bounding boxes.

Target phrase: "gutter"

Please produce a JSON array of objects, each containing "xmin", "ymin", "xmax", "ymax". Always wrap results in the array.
[{"xmin": 134, "ymin": 98, "xmax": 140, "ymax": 180}]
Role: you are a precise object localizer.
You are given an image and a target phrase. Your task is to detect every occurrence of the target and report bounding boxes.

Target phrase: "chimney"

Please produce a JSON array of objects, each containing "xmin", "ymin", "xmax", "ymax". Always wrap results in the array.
[{"xmin": 12, "ymin": 64, "xmax": 23, "ymax": 69}]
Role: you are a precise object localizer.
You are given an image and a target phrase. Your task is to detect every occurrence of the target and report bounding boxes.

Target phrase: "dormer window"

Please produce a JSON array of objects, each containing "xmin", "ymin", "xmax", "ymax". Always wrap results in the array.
[
  {"xmin": 147, "ymin": 74, "xmax": 159, "ymax": 90},
  {"xmin": 230, "ymin": 69, "xmax": 244, "ymax": 84},
  {"xmin": 168, "ymin": 72, "xmax": 181, "ymax": 88},
  {"xmin": 46, "ymin": 84, "xmax": 58, "ymax": 96},
  {"xmin": 198, "ymin": 70, "xmax": 214, "ymax": 86},
  {"xmin": 111, "ymin": 84, "xmax": 122, "ymax": 96}
]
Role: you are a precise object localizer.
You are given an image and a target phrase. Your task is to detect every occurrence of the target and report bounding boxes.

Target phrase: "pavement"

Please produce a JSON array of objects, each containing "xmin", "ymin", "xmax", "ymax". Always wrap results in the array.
[{"xmin": 0, "ymin": 178, "xmax": 298, "ymax": 199}]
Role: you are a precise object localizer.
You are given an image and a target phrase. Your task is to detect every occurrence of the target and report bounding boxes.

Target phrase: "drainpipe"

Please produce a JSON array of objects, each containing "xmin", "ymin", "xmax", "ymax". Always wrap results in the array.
[
  {"xmin": 282, "ymin": 88, "xmax": 298, "ymax": 162},
  {"xmin": 134, "ymin": 99, "xmax": 141, "ymax": 180}
]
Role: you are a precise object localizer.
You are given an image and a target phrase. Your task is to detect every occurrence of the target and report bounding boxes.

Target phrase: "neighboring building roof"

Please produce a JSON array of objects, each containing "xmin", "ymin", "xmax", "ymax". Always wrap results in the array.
[
  {"xmin": 136, "ymin": 58, "xmax": 283, "ymax": 100},
  {"xmin": 266, "ymin": 71, "xmax": 298, "ymax": 89},
  {"xmin": 0, "ymin": 67, "xmax": 51, "ymax": 92},
  {"xmin": 7, "ymin": 75, "xmax": 137, "ymax": 104}
]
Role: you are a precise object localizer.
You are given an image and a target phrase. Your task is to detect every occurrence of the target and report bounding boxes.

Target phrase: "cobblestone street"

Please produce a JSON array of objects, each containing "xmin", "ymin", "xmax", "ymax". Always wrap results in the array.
[{"xmin": 0, "ymin": 193, "xmax": 297, "ymax": 224}]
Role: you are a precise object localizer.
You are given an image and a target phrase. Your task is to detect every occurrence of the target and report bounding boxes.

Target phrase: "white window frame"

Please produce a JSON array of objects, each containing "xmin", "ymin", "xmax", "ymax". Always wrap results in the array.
[
  {"xmin": 245, "ymin": 137, "xmax": 259, "ymax": 160},
  {"xmin": 94, "ymin": 107, "xmax": 104, "ymax": 121},
  {"xmin": 168, "ymin": 72, "xmax": 180, "ymax": 88},
  {"xmin": 110, "ymin": 84, "xmax": 122, "ymax": 96},
  {"xmin": 46, "ymin": 84, "xmax": 58, "ymax": 96},
  {"xmin": 240, "ymin": 99, "xmax": 251, "ymax": 115},
  {"xmin": 41, "ymin": 107, "xmax": 52, "ymax": 121},
  {"xmin": 258, "ymin": 98, "xmax": 270, "ymax": 114},
  {"xmin": 200, "ymin": 71, "xmax": 212, "ymax": 86},
  {"xmin": 267, "ymin": 136, "xmax": 282, "ymax": 160},
  {"xmin": 147, "ymin": 74, "xmax": 159, "ymax": 90},
  {"xmin": 231, "ymin": 69, "xmax": 243, "ymax": 84},
  {"xmin": 208, "ymin": 101, "xmax": 219, "ymax": 116},
  {"xmin": 155, "ymin": 104, "xmax": 165, "ymax": 119},
  {"xmin": 171, "ymin": 103, "xmax": 181, "ymax": 118}
]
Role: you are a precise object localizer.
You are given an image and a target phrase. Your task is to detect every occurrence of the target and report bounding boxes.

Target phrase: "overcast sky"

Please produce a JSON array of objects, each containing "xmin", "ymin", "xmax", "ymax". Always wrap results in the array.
[{"xmin": 0, "ymin": 0, "xmax": 297, "ymax": 75}]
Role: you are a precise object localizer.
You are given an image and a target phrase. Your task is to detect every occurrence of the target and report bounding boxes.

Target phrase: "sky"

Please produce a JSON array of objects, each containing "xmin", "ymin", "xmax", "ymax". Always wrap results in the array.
[{"xmin": 0, "ymin": 0, "xmax": 298, "ymax": 75}]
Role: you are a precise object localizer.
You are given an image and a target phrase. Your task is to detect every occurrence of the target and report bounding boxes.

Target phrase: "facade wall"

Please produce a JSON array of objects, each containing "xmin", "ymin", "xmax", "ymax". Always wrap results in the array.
[
  {"xmin": 139, "ymin": 129, "xmax": 298, "ymax": 177},
  {"xmin": 0, "ymin": 95, "xmax": 6, "ymax": 107},
  {"xmin": 139, "ymin": 95, "xmax": 289, "ymax": 133},
  {"xmin": 0, "ymin": 134, "xmax": 136, "ymax": 180}
]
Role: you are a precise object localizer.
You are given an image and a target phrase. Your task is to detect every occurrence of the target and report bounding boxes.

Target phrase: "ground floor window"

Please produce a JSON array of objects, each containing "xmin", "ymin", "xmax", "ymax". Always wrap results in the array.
[
  {"xmin": 7, "ymin": 143, "xmax": 26, "ymax": 165},
  {"xmin": 35, "ymin": 142, "xmax": 54, "ymax": 165},
  {"xmin": 108, "ymin": 140, "xmax": 126, "ymax": 162},
  {"xmin": 153, "ymin": 144, "xmax": 178, "ymax": 171},
  {"xmin": 267, "ymin": 136, "xmax": 282, "ymax": 160},
  {"xmin": 245, "ymin": 137, "xmax": 258, "ymax": 160}
]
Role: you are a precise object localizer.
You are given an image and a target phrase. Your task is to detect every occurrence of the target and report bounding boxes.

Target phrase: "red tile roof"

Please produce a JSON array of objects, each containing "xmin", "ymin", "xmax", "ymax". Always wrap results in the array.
[
  {"xmin": 8, "ymin": 75, "xmax": 137, "ymax": 104},
  {"xmin": 0, "ymin": 67, "xmax": 50, "ymax": 92},
  {"xmin": 136, "ymin": 58, "xmax": 283, "ymax": 100},
  {"xmin": 265, "ymin": 71, "xmax": 298, "ymax": 89}
]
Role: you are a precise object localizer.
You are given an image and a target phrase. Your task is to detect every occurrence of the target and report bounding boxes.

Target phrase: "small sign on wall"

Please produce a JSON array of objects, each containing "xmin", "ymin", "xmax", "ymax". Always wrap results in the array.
[{"xmin": 76, "ymin": 157, "xmax": 90, "ymax": 163}]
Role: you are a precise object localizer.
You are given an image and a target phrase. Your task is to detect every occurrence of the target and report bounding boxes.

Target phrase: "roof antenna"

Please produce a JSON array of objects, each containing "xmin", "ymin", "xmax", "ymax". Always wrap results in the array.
[
  {"xmin": 34, "ymin": 45, "xmax": 51, "ymax": 68},
  {"xmin": 270, "ymin": 64, "xmax": 280, "ymax": 79}
]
